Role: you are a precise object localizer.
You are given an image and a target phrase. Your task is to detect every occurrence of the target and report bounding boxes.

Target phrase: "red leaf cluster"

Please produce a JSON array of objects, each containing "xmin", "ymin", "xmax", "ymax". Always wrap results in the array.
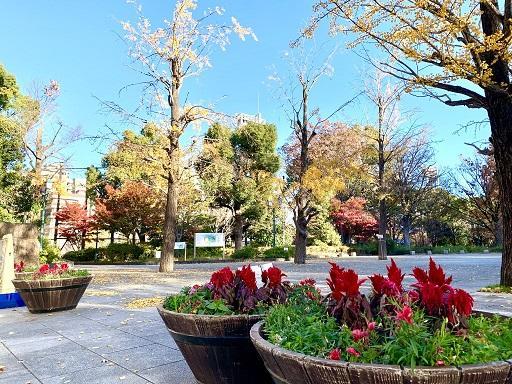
[
  {"xmin": 236, "ymin": 265, "xmax": 257, "ymax": 292},
  {"xmin": 34, "ymin": 263, "xmax": 70, "ymax": 278},
  {"xmin": 369, "ymin": 259, "xmax": 405, "ymax": 297},
  {"xmin": 327, "ymin": 263, "xmax": 367, "ymax": 300},
  {"xmin": 262, "ymin": 266, "xmax": 286, "ymax": 288},
  {"xmin": 411, "ymin": 258, "xmax": 473, "ymax": 325},
  {"xmin": 210, "ymin": 267, "xmax": 234, "ymax": 289}
]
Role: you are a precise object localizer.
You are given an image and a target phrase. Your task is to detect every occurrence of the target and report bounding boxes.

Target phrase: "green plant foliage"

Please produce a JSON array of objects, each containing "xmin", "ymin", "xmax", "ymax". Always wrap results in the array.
[
  {"xmin": 63, "ymin": 243, "xmax": 151, "ymax": 263},
  {"xmin": 264, "ymin": 290, "xmax": 512, "ymax": 367},
  {"xmin": 164, "ymin": 287, "xmax": 234, "ymax": 315},
  {"xmin": 39, "ymin": 238, "xmax": 61, "ymax": 264},
  {"xmin": 232, "ymin": 246, "xmax": 260, "ymax": 260},
  {"xmin": 262, "ymin": 246, "xmax": 294, "ymax": 260}
]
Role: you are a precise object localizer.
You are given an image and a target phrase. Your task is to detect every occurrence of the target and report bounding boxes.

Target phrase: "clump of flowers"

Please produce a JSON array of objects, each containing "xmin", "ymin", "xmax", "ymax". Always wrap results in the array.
[
  {"xmin": 165, "ymin": 264, "xmax": 290, "ymax": 315},
  {"xmin": 265, "ymin": 258, "xmax": 512, "ymax": 368},
  {"xmin": 14, "ymin": 261, "xmax": 25, "ymax": 273},
  {"xmin": 17, "ymin": 262, "xmax": 90, "ymax": 280},
  {"xmin": 326, "ymin": 263, "xmax": 371, "ymax": 329}
]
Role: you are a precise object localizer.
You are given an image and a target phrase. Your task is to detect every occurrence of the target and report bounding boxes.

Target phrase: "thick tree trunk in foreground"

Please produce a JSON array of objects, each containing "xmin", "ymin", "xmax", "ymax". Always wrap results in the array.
[
  {"xmin": 294, "ymin": 209, "xmax": 307, "ymax": 264},
  {"xmin": 487, "ymin": 94, "xmax": 512, "ymax": 286},
  {"xmin": 160, "ymin": 172, "xmax": 177, "ymax": 273},
  {"xmin": 233, "ymin": 208, "xmax": 243, "ymax": 251}
]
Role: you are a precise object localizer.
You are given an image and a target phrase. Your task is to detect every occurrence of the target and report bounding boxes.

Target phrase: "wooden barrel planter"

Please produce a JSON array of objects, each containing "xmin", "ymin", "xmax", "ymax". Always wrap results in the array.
[
  {"xmin": 157, "ymin": 306, "xmax": 272, "ymax": 384},
  {"xmin": 12, "ymin": 276, "xmax": 92, "ymax": 314},
  {"xmin": 15, "ymin": 272, "xmax": 33, "ymax": 280},
  {"xmin": 250, "ymin": 320, "xmax": 512, "ymax": 384}
]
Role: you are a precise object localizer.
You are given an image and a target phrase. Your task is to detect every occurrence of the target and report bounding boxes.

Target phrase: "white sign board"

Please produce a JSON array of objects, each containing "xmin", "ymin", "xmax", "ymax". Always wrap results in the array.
[
  {"xmin": 174, "ymin": 242, "xmax": 186, "ymax": 250},
  {"xmin": 194, "ymin": 233, "xmax": 225, "ymax": 259},
  {"xmin": 194, "ymin": 233, "xmax": 225, "ymax": 248}
]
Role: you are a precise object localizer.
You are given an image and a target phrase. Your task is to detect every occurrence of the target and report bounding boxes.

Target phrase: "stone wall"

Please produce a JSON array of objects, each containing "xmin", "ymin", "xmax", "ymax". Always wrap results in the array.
[{"xmin": 0, "ymin": 222, "xmax": 40, "ymax": 266}]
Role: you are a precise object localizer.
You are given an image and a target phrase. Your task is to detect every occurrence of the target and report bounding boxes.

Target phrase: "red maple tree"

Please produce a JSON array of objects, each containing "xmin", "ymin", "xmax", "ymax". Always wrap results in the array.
[
  {"xmin": 55, "ymin": 202, "xmax": 94, "ymax": 249},
  {"xmin": 331, "ymin": 197, "xmax": 378, "ymax": 243}
]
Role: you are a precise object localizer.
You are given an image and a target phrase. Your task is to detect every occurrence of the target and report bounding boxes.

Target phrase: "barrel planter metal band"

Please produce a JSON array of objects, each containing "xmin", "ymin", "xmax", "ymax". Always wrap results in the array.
[
  {"xmin": 12, "ymin": 276, "xmax": 92, "ymax": 314},
  {"xmin": 157, "ymin": 306, "xmax": 273, "ymax": 384},
  {"xmin": 250, "ymin": 319, "xmax": 512, "ymax": 384}
]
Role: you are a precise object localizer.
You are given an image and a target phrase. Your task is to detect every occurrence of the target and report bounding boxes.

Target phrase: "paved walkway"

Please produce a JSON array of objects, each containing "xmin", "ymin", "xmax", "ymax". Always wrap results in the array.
[{"xmin": 1, "ymin": 254, "xmax": 511, "ymax": 383}]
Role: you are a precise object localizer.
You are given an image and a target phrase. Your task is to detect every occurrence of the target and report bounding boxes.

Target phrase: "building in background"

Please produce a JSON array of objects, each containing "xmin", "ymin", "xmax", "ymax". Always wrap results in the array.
[
  {"xmin": 41, "ymin": 163, "xmax": 87, "ymax": 250},
  {"xmin": 235, "ymin": 113, "xmax": 265, "ymax": 127}
]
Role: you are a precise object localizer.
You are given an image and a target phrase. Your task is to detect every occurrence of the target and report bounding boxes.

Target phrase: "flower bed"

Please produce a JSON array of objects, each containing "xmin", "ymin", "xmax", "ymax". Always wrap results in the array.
[
  {"xmin": 159, "ymin": 264, "xmax": 289, "ymax": 384},
  {"xmin": 12, "ymin": 262, "xmax": 92, "ymax": 313},
  {"xmin": 253, "ymin": 258, "xmax": 512, "ymax": 384}
]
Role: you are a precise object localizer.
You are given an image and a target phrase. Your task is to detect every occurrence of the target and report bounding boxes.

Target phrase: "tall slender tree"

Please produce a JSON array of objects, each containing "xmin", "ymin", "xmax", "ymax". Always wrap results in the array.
[{"xmin": 118, "ymin": 1, "xmax": 256, "ymax": 272}]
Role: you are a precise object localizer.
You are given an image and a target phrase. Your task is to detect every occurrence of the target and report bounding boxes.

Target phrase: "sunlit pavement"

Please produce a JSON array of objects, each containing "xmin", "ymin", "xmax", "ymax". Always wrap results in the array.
[{"xmin": 1, "ymin": 253, "xmax": 510, "ymax": 383}]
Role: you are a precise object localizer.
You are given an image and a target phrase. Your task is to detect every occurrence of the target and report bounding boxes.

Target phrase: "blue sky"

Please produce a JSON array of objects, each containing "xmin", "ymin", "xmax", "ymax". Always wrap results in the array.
[{"xmin": 0, "ymin": 0, "xmax": 490, "ymax": 178}]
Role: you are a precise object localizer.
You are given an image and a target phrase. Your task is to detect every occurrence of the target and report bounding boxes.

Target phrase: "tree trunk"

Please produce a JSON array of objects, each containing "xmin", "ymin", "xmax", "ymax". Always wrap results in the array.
[
  {"xmin": 110, "ymin": 230, "xmax": 115, "ymax": 244},
  {"xmin": 294, "ymin": 209, "xmax": 307, "ymax": 264},
  {"xmin": 402, "ymin": 215, "xmax": 412, "ymax": 248},
  {"xmin": 160, "ymin": 172, "xmax": 177, "ymax": 273},
  {"xmin": 377, "ymin": 119, "xmax": 388, "ymax": 260},
  {"xmin": 487, "ymin": 95, "xmax": 512, "ymax": 284},
  {"xmin": 233, "ymin": 209, "xmax": 243, "ymax": 250}
]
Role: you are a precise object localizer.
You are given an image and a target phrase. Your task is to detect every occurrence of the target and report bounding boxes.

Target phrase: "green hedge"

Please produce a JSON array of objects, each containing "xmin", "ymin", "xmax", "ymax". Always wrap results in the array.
[
  {"xmin": 350, "ymin": 241, "xmax": 502, "ymax": 256},
  {"xmin": 63, "ymin": 243, "xmax": 153, "ymax": 263},
  {"xmin": 232, "ymin": 246, "xmax": 259, "ymax": 260},
  {"xmin": 262, "ymin": 246, "xmax": 294, "ymax": 260}
]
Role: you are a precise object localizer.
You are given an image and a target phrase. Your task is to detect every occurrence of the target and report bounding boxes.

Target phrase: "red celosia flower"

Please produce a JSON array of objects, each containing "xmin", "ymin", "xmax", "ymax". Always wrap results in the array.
[
  {"xmin": 236, "ymin": 265, "xmax": 257, "ymax": 292},
  {"xmin": 351, "ymin": 329, "xmax": 368, "ymax": 341},
  {"xmin": 327, "ymin": 263, "xmax": 366, "ymax": 300},
  {"xmin": 396, "ymin": 305, "xmax": 413, "ymax": 324},
  {"xmin": 436, "ymin": 360, "xmax": 445, "ymax": 366},
  {"xmin": 14, "ymin": 261, "xmax": 24, "ymax": 273},
  {"xmin": 369, "ymin": 259, "xmax": 404, "ymax": 297},
  {"xmin": 60, "ymin": 263, "xmax": 69, "ymax": 272},
  {"xmin": 387, "ymin": 259, "xmax": 404, "ymax": 291},
  {"xmin": 299, "ymin": 278, "xmax": 316, "ymax": 286},
  {"xmin": 407, "ymin": 290, "xmax": 420, "ymax": 302},
  {"xmin": 413, "ymin": 258, "xmax": 452, "ymax": 286},
  {"xmin": 38, "ymin": 264, "xmax": 50, "ymax": 274},
  {"xmin": 262, "ymin": 266, "xmax": 286, "ymax": 288},
  {"xmin": 346, "ymin": 347, "xmax": 360, "ymax": 357},
  {"xmin": 450, "ymin": 288, "xmax": 474, "ymax": 316},
  {"xmin": 367, "ymin": 321, "xmax": 376, "ymax": 331},
  {"xmin": 210, "ymin": 267, "xmax": 234, "ymax": 289},
  {"xmin": 329, "ymin": 348, "xmax": 341, "ymax": 360}
]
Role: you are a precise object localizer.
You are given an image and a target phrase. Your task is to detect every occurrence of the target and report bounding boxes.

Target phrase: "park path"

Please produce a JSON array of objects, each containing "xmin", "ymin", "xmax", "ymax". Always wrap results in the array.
[{"xmin": 1, "ymin": 254, "xmax": 511, "ymax": 383}]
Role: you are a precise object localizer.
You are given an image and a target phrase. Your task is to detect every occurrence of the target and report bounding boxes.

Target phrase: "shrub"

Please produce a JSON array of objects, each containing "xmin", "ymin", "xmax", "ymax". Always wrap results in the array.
[
  {"xmin": 39, "ymin": 238, "xmax": 61, "ymax": 264},
  {"xmin": 263, "ymin": 246, "xmax": 294, "ymax": 261},
  {"xmin": 232, "ymin": 246, "xmax": 260, "ymax": 260}
]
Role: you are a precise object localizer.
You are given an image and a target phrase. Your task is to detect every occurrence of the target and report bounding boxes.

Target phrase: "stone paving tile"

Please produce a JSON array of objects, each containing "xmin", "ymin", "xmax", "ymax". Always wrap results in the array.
[
  {"xmin": 138, "ymin": 331, "xmax": 178, "ymax": 350},
  {"xmin": 0, "ymin": 346, "xmax": 30, "ymax": 382},
  {"xmin": 1, "ymin": 327, "xmax": 61, "ymax": 347},
  {"xmin": 21, "ymin": 348, "xmax": 107, "ymax": 379},
  {"xmin": 41, "ymin": 365, "xmax": 150, "ymax": 384},
  {"xmin": 138, "ymin": 360, "xmax": 196, "ymax": 384},
  {"xmin": 101, "ymin": 343, "xmax": 183, "ymax": 371},
  {"xmin": 6, "ymin": 336, "xmax": 83, "ymax": 360},
  {"xmin": 0, "ymin": 371, "xmax": 41, "ymax": 383},
  {"xmin": 64, "ymin": 328, "xmax": 153, "ymax": 354}
]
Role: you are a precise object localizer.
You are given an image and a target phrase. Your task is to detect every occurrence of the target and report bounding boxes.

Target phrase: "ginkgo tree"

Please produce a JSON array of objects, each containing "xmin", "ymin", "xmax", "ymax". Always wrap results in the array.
[
  {"xmin": 120, "ymin": 0, "xmax": 256, "ymax": 272},
  {"xmin": 306, "ymin": 0, "xmax": 512, "ymax": 285}
]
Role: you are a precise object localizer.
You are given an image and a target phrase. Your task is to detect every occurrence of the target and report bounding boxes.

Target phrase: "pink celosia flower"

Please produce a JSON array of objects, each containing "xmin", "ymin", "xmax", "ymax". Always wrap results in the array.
[
  {"xmin": 351, "ymin": 329, "xmax": 368, "ymax": 341},
  {"xmin": 329, "ymin": 348, "xmax": 341, "ymax": 360},
  {"xmin": 346, "ymin": 347, "xmax": 360, "ymax": 357},
  {"xmin": 396, "ymin": 305, "xmax": 413, "ymax": 324}
]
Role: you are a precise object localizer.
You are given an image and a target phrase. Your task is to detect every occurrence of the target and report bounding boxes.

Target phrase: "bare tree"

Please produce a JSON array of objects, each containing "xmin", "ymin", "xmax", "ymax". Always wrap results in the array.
[
  {"xmin": 273, "ymin": 43, "xmax": 357, "ymax": 264},
  {"xmin": 454, "ymin": 151, "xmax": 502, "ymax": 246},
  {"xmin": 389, "ymin": 135, "xmax": 439, "ymax": 247},
  {"xmin": 359, "ymin": 69, "xmax": 422, "ymax": 259}
]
